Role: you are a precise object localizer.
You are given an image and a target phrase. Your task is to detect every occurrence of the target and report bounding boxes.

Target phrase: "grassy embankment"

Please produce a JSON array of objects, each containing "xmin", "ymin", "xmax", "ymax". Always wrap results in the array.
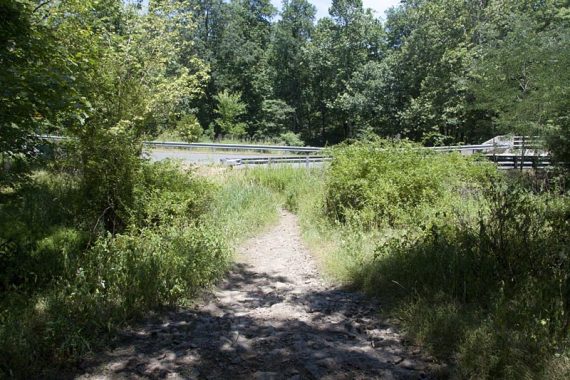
[
  {"xmin": 0, "ymin": 160, "xmax": 279, "ymax": 378},
  {"xmin": 241, "ymin": 140, "xmax": 570, "ymax": 379}
]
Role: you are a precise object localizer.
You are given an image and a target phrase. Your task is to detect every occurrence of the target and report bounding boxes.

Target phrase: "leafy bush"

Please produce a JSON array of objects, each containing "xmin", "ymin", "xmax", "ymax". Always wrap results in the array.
[
  {"xmin": 83, "ymin": 224, "xmax": 228, "ymax": 311},
  {"xmin": 262, "ymin": 142, "xmax": 570, "ymax": 378},
  {"xmin": 324, "ymin": 139, "xmax": 496, "ymax": 227},
  {"xmin": 176, "ymin": 114, "xmax": 203, "ymax": 143},
  {"xmin": 77, "ymin": 124, "xmax": 143, "ymax": 234},
  {"xmin": 0, "ymin": 161, "xmax": 246, "ymax": 377},
  {"xmin": 214, "ymin": 90, "xmax": 247, "ymax": 138},
  {"xmin": 279, "ymin": 131, "xmax": 304, "ymax": 147},
  {"xmin": 133, "ymin": 160, "xmax": 215, "ymax": 227}
]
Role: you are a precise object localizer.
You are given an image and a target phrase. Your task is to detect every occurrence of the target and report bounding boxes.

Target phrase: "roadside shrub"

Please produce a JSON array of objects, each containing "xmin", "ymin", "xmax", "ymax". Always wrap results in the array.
[
  {"xmin": 0, "ymin": 161, "xmax": 234, "ymax": 377},
  {"xmin": 0, "ymin": 171, "xmax": 83, "ymax": 291},
  {"xmin": 284, "ymin": 141, "xmax": 570, "ymax": 377},
  {"xmin": 331, "ymin": 167, "xmax": 570, "ymax": 376},
  {"xmin": 133, "ymin": 160, "xmax": 215, "ymax": 227},
  {"xmin": 324, "ymin": 140, "xmax": 496, "ymax": 227},
  {"xmin": 77, "ymin": 123, "xmax": 143, "ymax": 234},
  {"xmin": 176, "ymin": 114, "xmax": 203, "ymax": 143},
  {"xmin": 84, "ymin": 224, "xmax": 228, "ymax": 311},
  {"xmin": 279, "ymin": 132, "xmax": 304, "ymax": 147}
]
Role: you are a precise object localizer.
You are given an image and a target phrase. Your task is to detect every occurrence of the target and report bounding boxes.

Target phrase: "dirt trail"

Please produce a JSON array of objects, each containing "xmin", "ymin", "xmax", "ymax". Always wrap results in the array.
[{"xmin": 77, "ymin": 211, "xmax": 434, "ymax": 379}]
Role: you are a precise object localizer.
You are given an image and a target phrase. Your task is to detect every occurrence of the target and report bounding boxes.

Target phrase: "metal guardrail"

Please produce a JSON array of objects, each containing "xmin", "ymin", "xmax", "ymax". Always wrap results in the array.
[
  {"xmin": 144, "ymin": 141, "xmax": 322, "ymax": 153},
  {"xmin": 41, "ymin": 134, "xmax": 512, "ymax": 150},
  {"xmin": 431, "ymin": 143, "xmax": 511, "ymax": 153},
  {"xmin": 513, "ymin": 136, "xmax": 544, "ymax": 150},
  {"xmin": 486, "ymin": 155, "xmax": 552, "ymax": 170},
  {"xmin": 40, "ymin": 135, "xmax": 554, "ymax": 170},
  {"xmin": 39, "ymin": 135, "xmax": 323, "ymax": 153},
  {"xmin": 221, "ymin": 156, "xmax": 331, "ymax": 166},
  {"xmin": 40, "ymin": 135, "xmax": 509, "ymax": 154},
  {"xmin": 223, "ymin": 152, "xmax": 553, "ymax": 170}
]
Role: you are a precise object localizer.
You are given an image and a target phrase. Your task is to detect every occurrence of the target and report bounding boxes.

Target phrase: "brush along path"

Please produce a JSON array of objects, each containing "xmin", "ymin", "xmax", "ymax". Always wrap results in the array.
[{"xmin": 77, "ymin": 211, "xmax": 435, "ymax": 380}]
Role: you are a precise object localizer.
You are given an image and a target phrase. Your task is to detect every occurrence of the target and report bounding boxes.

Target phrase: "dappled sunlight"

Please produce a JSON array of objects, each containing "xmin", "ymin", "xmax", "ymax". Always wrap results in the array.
[{"xmin": 77, "ymin": 212, "xmax": 438, "ymax": 379}]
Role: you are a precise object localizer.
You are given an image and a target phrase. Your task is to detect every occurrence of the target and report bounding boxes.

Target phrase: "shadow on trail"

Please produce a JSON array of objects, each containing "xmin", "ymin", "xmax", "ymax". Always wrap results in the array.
[{"xmin": 75, "ymin": 263, "xmax": 437, "ymax": 380}]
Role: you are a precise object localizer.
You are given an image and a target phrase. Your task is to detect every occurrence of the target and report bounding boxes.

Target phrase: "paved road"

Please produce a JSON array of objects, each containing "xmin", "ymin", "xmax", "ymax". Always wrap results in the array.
[
  {"xmin": 146, "ymin": 149, "xmax": 291, "ymax": 164},
  {"xmin": 146, "ymin": 149, "xmax": 326, "ymax": 168}
]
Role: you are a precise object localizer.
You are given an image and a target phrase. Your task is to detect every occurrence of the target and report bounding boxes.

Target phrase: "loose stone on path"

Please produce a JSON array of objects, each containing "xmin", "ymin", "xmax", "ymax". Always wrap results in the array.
[{"xmin": 77, "ymin": 211, "xmax": 439, "ymax": 379}]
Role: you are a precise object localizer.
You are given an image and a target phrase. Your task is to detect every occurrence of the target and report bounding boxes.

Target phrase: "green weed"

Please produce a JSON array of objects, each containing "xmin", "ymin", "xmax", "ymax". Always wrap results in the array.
[
  {"xmin": 0, "ymin": 160, "xmax": 279, "ymax": 377},
  {"xmin": 250, "ymin": 141, "xmax": 570, "ymax": 379}
]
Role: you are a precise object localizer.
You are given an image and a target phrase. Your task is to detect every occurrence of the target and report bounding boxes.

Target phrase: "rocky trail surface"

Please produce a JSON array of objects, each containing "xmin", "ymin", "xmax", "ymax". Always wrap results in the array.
[{"xmin": 77, "ymin": 211, "xmax": 437, "ymax": 379}]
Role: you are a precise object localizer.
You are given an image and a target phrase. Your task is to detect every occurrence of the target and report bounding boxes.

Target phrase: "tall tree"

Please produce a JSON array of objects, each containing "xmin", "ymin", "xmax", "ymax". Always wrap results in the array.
[
  {"xmin": 472, "ymin": 0, "xmax": 570, "ymax": 152},
  {"xmin": 29, "ymin": 0, "xmax": 209, "ymax": 232},
  {"xmin": 380, "ymin": 0, "xmax": 491, "ymax": 143},
  {"xmin": 304, "ymin": 0, "xmax": 385, "ymax": 143},
  {"xmin": 267, "ymin": 0, "xmax": 316, "ymax": 136},
  {"xmin": 209, "ymin": 0, "xmax": 276, "ymax": 135}
]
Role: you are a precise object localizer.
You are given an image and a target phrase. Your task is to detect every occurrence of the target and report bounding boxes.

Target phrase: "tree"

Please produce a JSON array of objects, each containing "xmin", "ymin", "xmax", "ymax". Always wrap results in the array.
[
  {"xmin": 201, "ymin": 0, "xmax": 276, "ymax": 136},
  {"xmin": 267, "ymin": 0, "xmax": 316, "ymax": 135},
  {"xmin": 472, "ymin": 0, "xmax": 570, "ymax": 149},
  {"xmin": 25, "ymin": 0, "xmax": 210, "ymax": 232},
  {"xmin": 258, "ymin": 99, "xmax": 295, "ymax": 137},
  {"xmin": 380, "ymin": 0, "xmax": 492, "ymax": 143},
  {"xmin": 303, "ymin": 0, "xmax": 385, "ymax": 143},
  {"xmin": 0, "ymin": 0, "xmax": 83, "ymax": 185},
  {"xmin": 214, "ymin": 90, "xmax": 247, "ymax": 137}
]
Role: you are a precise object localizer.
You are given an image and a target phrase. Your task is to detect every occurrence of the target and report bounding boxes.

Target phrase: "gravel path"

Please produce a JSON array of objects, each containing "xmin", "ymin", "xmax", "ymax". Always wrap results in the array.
[{"xmin": 77, "ymin": 211, "xmax": 435, "ymax": 379}]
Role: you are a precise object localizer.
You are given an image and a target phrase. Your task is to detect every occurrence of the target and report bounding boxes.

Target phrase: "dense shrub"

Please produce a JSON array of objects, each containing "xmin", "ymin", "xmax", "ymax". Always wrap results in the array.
[
  {"xmin": 176, "ymin": 114, "xmax": 203, "ymax": 143},
  {"xmin": 279, "ymin": 132, "xmax": 304, "ymax": 147},
  {"xmin": 76, "ymin": 125, "xmax": 144, "ymax": 234},
  {"xmin": 324, "ymin": 140, "xmax": 496, "ymax": 227},
  {"xmin": 133, "ymin": 161, "xmax": 215, "ymax": 227},
  {"xmin": 0, "ymin": 161, "xmax": 243, "ymax": 377},
  {"xmin": 254, "ymin": 142, "xmax": 570, "ymax": 378}
]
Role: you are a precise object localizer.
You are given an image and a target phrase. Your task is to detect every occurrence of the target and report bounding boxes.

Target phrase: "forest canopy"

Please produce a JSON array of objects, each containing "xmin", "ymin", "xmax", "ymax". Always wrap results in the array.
[{"xmin": 2, "ymin": 0, "xmax": 569, "ymax": 150}]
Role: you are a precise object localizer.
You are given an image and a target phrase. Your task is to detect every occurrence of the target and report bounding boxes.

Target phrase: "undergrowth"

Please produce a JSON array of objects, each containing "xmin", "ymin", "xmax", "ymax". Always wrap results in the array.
[
  {"xmin": 245, "ymin": 140, "xmax": 570, "ymax": 379},
  {"xmin": 0, "ymin": 160, "xmax": 277, "ymax": 378}
]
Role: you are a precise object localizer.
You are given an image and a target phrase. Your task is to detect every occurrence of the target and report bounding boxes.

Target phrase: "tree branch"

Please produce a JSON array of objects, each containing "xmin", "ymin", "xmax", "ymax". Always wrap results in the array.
[{"xmin": 33, "ymin": 0, "xmax": 52, "ymax": 13}]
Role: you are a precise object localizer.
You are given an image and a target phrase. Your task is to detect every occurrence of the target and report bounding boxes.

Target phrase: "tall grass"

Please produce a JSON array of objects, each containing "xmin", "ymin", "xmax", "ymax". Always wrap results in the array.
[
  {"xmin": 245, "ymin": 141, "xmax": 570, "ymax": 379},
  {"xmin": 0, "ymin": 161, "xmax": 279, "ymax": 377},
  {"xmin": 209, "ymin": 169, "xmax": 281, "ymax": 244}
]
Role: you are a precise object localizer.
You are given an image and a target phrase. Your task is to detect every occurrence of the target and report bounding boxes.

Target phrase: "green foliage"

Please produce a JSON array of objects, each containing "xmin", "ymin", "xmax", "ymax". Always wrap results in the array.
[
  {"xmin": 77, "ymin": 124, "xmax": 143, "ymax": 234},
  {"xmin": 211, "ymin": 171, "xmax": 281, "ymax": 241},
  {"xmin": 1, "ymin": 161, "xmax": 278, "ymax": 377},
  {"xmin": 472, "ymin": 1, "xmax": 570, "ymax": 139},
  {"xmin": 324, "ymin": 140, "xmax": 496, "ymax": 227},
  {"xmin": 176, "ymin": 114, "xmax": 203, "ymax": 143},
  {"xmin": 214, "ymin": 90, "xmax": 248, "ymax": 137},
  {"xmin": 267, "ymin": 0, "xmax": 316, "ymax": 135},
  {"xmin": 241, "ymin": 166, "xmax": 319, "ymax": 212},
  {"xmin": 279, "ymin": 131, "xmax": 304, "ymax": 147},
  {"xmin": 166, "ymin": 0, "xmax": 570, "ymax": 154},
  {"xmin": 0, "ymin": 0, "xmax": 82, "ymax": 186},
  {"xmin": 259, "ymin": 99, "xmax": 295, "ymax": 137},
  {"xmin": 2, "ymin": 0, "xmax": 570, "ymax": 377},
  {"xmin": 367, "ymin": 182, "xmax": 570, "ymax": 365},
  {"xmin": 255, "ymin": 144, "xmax": 570, "ymax": 378},
  {"xmin": 132, "ymin": 161, "xmax": 215, "ymax": 228}
]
